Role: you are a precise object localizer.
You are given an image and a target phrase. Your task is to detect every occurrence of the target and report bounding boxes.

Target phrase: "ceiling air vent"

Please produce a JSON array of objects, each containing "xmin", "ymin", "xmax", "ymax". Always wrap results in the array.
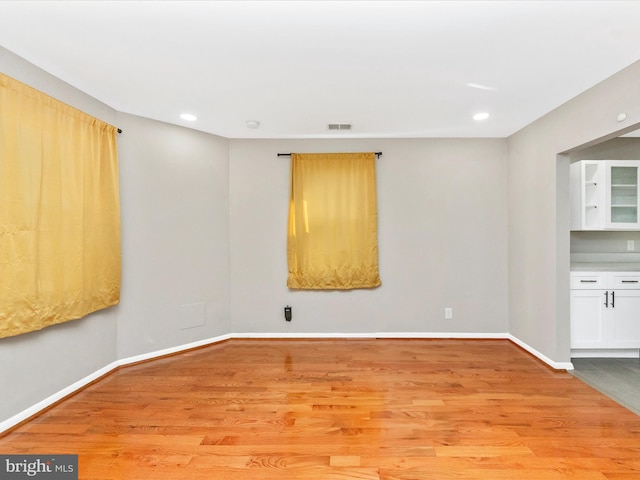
[{"xmin": 328, "ymin": 123, "xmax": 352, "ymax": 131}]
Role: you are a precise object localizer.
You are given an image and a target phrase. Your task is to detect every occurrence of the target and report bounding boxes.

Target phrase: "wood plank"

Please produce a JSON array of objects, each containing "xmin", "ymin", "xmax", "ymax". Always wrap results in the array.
[{"xmin": 1, "ymin": 339, "xmax": 640, "ymax": 479}]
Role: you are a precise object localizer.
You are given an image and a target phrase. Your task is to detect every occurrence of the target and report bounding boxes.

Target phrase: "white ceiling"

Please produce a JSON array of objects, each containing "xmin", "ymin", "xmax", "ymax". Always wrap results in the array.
[{"xmin": 1, "ymin": 1, "xmax": 640, "ymax": 139}]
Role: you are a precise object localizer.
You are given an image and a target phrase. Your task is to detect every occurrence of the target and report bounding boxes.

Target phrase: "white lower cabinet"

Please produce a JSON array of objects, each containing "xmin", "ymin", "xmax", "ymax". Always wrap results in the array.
[
  {"xmin": 609, "ymin": 289, "xmax": 640, "ymax": 348},
  {"xmin": 570, "ymin": 272, "xmax": 640, "ymax": 350}
]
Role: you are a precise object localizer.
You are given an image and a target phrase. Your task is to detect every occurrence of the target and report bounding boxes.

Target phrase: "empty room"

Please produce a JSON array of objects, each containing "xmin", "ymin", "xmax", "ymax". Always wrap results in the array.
[{"xmin": 1, "ymin": 1, "xmax": 640, "ymax": 479}]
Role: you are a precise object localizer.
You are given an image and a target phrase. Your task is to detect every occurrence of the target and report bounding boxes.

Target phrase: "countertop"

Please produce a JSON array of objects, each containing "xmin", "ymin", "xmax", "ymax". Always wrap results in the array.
[
  {"xmin": 570, "ymin": 253, "xmax": 640, "ymax": 272},
  {"xmin": 571, "ymin": 262, "xmax": 640, "ymax": 272}
]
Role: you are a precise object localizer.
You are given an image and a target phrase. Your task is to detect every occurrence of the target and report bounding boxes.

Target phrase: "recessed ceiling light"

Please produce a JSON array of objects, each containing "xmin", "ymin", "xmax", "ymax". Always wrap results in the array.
[
  {"xmin": 473, "ymin": 112, "xmax": 490, "ymax": 121},
  {"xmin": 246, "ymin": 120, "xmax": 260, "ymax": 129},
  {"xmin": 180, "ymin": 113, "xmax": 197, "ymax": 121},
  {"xmin": 467, "ymin": 82, "xmax": 496, "ymax": 91}
]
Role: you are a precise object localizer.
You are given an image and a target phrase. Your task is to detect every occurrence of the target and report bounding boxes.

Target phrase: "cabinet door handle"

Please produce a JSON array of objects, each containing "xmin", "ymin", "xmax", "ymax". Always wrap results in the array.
[
  {"xmin": 580, "ymin": 280, "xmax": 598, "ymax": 283},
  {"xmin": 612, "ymin": 291, "xmax": 615, "ymax": 308},
  {"xmin": 621, "ymin": 280, "xmax": 639, "ymax": 283},
  {"xmin": 604, "ymin": 291, "xmax": 609, "ymax": 308}
]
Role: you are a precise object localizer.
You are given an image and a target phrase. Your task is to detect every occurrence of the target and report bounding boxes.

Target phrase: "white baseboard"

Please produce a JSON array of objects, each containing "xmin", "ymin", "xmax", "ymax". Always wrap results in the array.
[
  {"xmin": 118, "ymin": 333, "xmax": 233, "ymax": 367},
  {"xmin": 0, "ymin": 333, "xmax": 232, "ymax": 435},
  {"xmin": 508, "ymin": 334, "xmax": 575, "ymax": 371},
  {"xmin": 237, "ymin": 332, "xmax": 575, "ymax": 373},
  {"xmin": 0, "ymin": 361, "xmax": 119, "ymax": 434},
  {"xmin": 1, "ymin": 331, "xmax": 567, "ymax": 434},
  {"xmin": 232, "ymin": 331, "xmax": 510, "ymax": 340},
  {"xmin": 571, "ymin": 348, "xmax": 640, "ymax": 359}
]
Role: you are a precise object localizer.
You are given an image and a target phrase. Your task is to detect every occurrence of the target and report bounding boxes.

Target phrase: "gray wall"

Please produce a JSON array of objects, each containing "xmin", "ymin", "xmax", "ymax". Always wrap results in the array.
[
  {"xmin": 569, "ymin": 136, "xmax": 640, "ymax": 163},
  {"xmin": 0, "ymin": 47, "xmax": 120, "ymax": 422},
  {"xmin": 115, "ymin": 113, "xmax": 231, "ymax": 359},
  {"xmin": 508, "ymin": 60, "xmax": 640, "ymax": 364},
  {"xmin": 1, "ymin": 47, "xmax": 232, "ymax": 424},
  {"xmin": 229, "ymin": 138, "xmax": 508, "ymax": 335}
]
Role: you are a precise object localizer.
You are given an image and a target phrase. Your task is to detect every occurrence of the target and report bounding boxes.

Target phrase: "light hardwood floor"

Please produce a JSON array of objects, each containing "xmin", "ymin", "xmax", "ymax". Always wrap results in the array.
[{"xmin": 2, "ymin": 339, "xmax": 640, "ymax": 479}]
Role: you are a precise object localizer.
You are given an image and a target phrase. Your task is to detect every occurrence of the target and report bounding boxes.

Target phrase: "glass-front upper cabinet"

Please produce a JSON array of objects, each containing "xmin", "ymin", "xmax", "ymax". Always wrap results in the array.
[
  {"xmin": 570, "ymin": 160, "xmax": 640, "ymax": 231},
  {"xmin": 606, "ymin": 161, "xmax": 640, "ymax": 229}
]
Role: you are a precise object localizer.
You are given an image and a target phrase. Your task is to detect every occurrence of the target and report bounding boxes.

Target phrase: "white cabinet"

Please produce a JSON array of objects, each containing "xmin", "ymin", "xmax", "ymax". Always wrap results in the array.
[
  {"xmin": 570, "ymin": 160, "xmax": 640, "ymax": 230},
  {"xmin": 570, "ymin": 161, "xmax": 604, "ymax": 230},
  {"xmin": 570, "ymin": 272, "xmax": 640, "ymax": 350},
  {"xmin": 570, "ymin": 288, "xmax": 607, "ymax": 348},
  {"xmin": 609, "ymin": 288, "xmax": 640, "ymax": 348},
  {"xmin": 607, "ymin": 161, "xmax": 640, "ymax": 229}
]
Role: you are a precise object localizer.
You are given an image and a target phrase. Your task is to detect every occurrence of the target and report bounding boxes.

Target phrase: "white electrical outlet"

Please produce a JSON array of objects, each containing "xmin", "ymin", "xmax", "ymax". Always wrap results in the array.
[
  {"xmin": 445, "ymin": 307, "xmax": 453, "ymax": 320},
  {"xmin": 628, "ymin": 240, "xmax": 635, "ymax": 251}
]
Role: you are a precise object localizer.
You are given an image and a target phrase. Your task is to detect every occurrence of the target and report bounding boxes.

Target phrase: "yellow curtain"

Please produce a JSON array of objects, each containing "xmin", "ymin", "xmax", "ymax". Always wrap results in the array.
[
  {"xmin": 0, "ymin": 72, "xmax": 121, "ymax": 338},
  {"xmin": 287, "ymin": 152, "xmax": 381, "ymax": 289}
]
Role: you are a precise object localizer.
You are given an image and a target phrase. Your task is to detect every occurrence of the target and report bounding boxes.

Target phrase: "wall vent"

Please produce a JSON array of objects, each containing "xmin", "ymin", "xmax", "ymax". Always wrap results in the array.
[{"xmin": 328, "ymin": 123, "xmax": 352, "ymax": 131}]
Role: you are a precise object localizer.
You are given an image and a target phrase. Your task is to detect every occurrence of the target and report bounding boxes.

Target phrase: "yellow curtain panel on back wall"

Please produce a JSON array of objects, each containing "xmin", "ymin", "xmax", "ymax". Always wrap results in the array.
[
  {"xmin": 287, "ymin": 152, "xmax": 381, "ymax": 290},
  {"xmin": 0, "ymin": 72, "xmax": 121, "ymax": 338}
]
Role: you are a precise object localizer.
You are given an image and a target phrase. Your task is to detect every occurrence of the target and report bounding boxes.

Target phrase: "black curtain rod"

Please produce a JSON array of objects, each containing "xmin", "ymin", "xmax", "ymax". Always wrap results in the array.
[
  {"xmin": 278, "ymin": 152, "xmax": 382, "ymax": 158},
  {"xmin": 117, "ymin": 128, "xmax": 122, "ymax": 134}
]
